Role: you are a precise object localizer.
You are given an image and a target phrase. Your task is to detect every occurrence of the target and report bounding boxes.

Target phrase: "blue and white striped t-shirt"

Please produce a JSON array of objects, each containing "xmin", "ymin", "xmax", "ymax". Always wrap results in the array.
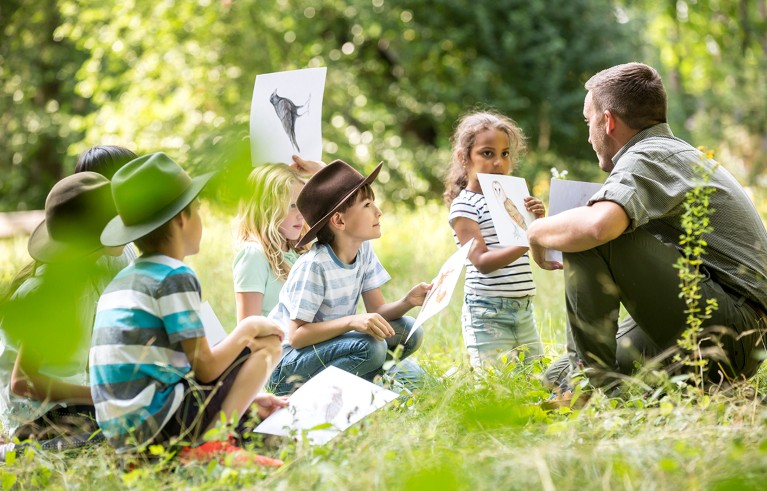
[
  {"xmin": 269, "ymin": 241, "xmax": 390, "ymax": 338},
  {"xmin": 89, "ymin": 255, "xmax": 205, "ymax": 452},
  {"xmin": 448, "ymin": 189, "xmax": 536, "ymax": 298}
]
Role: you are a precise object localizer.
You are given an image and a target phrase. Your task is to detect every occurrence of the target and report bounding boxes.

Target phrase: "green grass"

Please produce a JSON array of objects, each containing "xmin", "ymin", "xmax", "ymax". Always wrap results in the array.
[{"xmin": 1, "ymin": 205, "xmax": 766, "ymax": 490}]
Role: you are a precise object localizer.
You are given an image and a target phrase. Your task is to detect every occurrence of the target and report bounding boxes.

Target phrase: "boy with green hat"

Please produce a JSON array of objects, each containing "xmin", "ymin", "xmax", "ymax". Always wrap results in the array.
[{"xmin": 90, "ymin": 152, "xmax": 284, "ymax": 462}]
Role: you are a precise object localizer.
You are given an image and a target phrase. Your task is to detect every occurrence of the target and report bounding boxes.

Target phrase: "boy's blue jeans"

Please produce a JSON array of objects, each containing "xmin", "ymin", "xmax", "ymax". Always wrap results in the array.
[
  {"xmin": 269, "ymin": 316, "xmax": 424, "ymax": 395},
  {"xmin": 462, "ymin": 294, "xmax": 543, "ymax": 367}
]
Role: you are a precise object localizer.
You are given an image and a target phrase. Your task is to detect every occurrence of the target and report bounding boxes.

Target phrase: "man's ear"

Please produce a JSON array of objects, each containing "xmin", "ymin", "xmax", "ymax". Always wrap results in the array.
[{"xmin": 603, "ymin": 110, "xmax": 617, "ymax": 135}]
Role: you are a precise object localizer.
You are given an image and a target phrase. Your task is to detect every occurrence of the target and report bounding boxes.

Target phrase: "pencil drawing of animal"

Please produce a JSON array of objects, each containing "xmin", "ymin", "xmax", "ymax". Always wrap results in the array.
[
  {"xmin": 492, "ymin": 181, "xmax": 526, "ymax": 240},
  {"xmin": 269, "ymin": 89, "xmax": 311, "ymax": 152},
  {"xmin": 325, "ymin": 386, "xmax": 344, "ymax": 423},
  {"xmin": 424, "ymin": 267, "xmax": 455, "ymax": 307}
]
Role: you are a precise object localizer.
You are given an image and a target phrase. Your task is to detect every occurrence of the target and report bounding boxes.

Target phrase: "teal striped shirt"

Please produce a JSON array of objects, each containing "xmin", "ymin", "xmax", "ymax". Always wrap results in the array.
[{"xmin": 89, "ymin": 255, "xmax": 205, "ymax": 452}]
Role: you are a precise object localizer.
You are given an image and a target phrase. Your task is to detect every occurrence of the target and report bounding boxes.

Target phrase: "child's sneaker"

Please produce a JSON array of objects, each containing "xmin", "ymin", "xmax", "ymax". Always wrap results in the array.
[{"xmin": 177, "ymin": 439, "xmax": 283, "ymax": 467}]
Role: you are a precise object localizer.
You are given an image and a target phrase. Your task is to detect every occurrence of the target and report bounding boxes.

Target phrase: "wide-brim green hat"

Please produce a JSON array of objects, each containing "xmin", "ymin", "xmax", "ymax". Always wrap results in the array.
[{"xmin": 101, "ymin": 152, "xmax": 215, "ymax": 246}]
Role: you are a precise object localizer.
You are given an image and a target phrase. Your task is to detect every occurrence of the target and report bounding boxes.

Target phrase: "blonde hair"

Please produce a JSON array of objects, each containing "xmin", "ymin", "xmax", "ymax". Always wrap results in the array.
[
  {"xmin": 443, "ymin": 111, "xmax": 526, "ymax": 205},
  {"xmin": 234, "ymin": 164, "xmax": 308, "ymax": 281}
]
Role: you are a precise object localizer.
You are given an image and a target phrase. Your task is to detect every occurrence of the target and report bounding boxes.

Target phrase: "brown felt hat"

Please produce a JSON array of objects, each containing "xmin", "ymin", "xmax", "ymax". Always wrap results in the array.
[
  {"xmin": 296, "ymin": 160, "xmax": 382, "ymax": 247},
  {"xmin": 28, "ymin": 172, "xmax": 118, "ymax": 263}
]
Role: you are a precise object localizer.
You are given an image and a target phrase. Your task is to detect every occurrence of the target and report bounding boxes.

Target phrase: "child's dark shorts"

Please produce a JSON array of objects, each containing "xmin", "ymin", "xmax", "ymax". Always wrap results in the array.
[{"xmin": 155, "ymin": 347, "xmax": 252, "ymax": 445}]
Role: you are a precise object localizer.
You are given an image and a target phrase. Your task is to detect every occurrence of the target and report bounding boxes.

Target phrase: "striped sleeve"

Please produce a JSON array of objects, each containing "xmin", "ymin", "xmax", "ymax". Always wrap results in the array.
[{"xmin": 361, "ymin": 242, "xmax": 390, "ymax": 292}]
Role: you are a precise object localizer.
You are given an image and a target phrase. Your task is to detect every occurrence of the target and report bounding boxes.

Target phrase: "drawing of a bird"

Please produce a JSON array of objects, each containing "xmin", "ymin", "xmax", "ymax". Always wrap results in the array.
[
  {"xmin": 492, "ymin": 181, "xmax": 526, "ymax": 240},
  {"xmin": 325, "ymin": 386, "xmax": 344, "ymax": 423},
  {"xmin": 269, "ymin": 89, "xmax": 311, "ymax": 152}
]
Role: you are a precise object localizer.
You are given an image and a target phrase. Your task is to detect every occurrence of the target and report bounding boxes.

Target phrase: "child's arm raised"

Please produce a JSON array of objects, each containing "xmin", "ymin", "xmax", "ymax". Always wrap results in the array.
[
  {"xmin": 181, "ymin": 316, "xmax": 283, "ymax": 383},
  {"xmin": 452, "ymin": 216, "xmax": 528, "ymax": 274},
  {"xmin": 361, "ymin": 284, "xmax": 431, "ymax": 322},
  {"xmin": 10, "ymin": 346, "xmax": 92, "ymax": 404},
  {"xmin": 286, "ymin": 314, "xmax": 395, "ymax": 349}
]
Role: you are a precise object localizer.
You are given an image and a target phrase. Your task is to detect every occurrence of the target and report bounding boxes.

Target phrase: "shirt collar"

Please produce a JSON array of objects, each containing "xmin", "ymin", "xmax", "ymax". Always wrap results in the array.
[{"xmin": 612, "ymin": 123, "xmax": 674, "ymax": 165}]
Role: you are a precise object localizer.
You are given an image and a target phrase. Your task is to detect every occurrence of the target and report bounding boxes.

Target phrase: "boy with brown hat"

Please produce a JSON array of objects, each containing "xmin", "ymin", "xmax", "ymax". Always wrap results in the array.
[
  {"xmin": 0, "ymin": 172, "xmax": 122, "ymax": 456},
  {"xmin": 89, "ymin": 152, "xmax": 284, "ymax": 463},
  {"xmin": 268, "ymin": 159, "xmax": 430, "ymax": 395}
]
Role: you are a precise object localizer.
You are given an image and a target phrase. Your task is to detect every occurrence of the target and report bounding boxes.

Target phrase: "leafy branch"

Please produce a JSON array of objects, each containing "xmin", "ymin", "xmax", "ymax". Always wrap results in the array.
[{"xmin": 672, "ymin": 148, "xmax": 719, "ymax": 385}]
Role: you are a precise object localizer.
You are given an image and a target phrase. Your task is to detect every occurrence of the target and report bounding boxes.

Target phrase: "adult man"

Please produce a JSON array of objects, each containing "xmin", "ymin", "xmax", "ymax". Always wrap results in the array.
[{"xmin": 528, "ymin": 62, "xmax": 767, "ymax": 387}]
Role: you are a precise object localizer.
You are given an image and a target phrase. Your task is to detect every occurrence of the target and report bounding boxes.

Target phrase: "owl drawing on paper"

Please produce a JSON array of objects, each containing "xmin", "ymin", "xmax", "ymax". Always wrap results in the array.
[
  {"xmin": 492, "ymin": 181, "xmax": 526, "ymax": 240},
  {"xmin": 269, "ymin": 89, "xmax": 311, "ymax": 152}
]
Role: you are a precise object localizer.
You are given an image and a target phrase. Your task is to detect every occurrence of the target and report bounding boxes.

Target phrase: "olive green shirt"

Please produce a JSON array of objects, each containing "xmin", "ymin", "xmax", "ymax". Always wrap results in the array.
[{"xmin": 588, "ymin": 123, "xmax": 767, "ymax": 311}]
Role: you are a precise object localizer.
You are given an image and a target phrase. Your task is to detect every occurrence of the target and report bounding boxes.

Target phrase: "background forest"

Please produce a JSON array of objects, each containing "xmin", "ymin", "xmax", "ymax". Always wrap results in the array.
[
  {"xmin": 2, "ymin": 0, "xmax": 766, "ymax": 211},
  {"xmin": 2, "ymin": 2, "xmax": 767, "ymax": 489}
]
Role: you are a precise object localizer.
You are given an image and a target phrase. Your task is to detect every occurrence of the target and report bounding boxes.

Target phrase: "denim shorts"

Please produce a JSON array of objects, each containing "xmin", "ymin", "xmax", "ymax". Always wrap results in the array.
[{"xmin": 461, "ymin": 294, "xmax": 543, "ymax": 367}]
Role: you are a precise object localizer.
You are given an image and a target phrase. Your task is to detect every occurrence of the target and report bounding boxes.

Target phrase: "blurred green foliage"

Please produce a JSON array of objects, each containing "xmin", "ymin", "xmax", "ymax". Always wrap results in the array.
[{"xmin": 1, "ymin": 0, "xmax": 765, "ymax": 211}]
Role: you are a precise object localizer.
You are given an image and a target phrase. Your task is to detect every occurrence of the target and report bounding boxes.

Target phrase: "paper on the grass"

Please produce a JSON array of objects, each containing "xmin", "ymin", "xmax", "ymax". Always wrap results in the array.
[
  {"xmin": 545, "ymin": 179, "xmax": 604, "ymax": 262},
  {"xmin": 478, "ymin": 174, "xmax": 536, "ymax": 247},
  {"xmin": 254, "ymin": 366, "xmax": 398, "ymax": 445},
  {"xmin": 406, "ymin": 239, "xmax": 474, "ymax": 341},
  {"xmin": 199, "ymin": 301, "xmax": 227, "ymax": 346},
  {"xmin": 250, "ymin": 67, "xmax": 326, "ymax": 166}
]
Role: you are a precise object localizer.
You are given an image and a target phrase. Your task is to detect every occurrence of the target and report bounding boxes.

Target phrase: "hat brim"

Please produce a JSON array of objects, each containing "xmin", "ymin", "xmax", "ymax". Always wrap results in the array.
[
  {"xmin": 27, "ymin": 219, "xmax": 107, "ymax": 263},
  {"xmin": 296, "ymin": 162, "xmax": 383, "ymax": 248},
  {"xmin": 100, "ymin": 172, "xmax": 216, "ymax": 247}
]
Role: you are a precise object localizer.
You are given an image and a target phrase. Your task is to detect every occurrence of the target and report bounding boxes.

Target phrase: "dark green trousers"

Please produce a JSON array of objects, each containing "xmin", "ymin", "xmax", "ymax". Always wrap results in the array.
[{"xmin": 544, "ymin": 228, "xmax": 765, "ymax": 388}]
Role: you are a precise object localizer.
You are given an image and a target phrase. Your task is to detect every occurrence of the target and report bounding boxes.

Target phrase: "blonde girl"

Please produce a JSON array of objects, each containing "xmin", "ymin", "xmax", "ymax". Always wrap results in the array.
[
  {"xmin": 444, "ymin": 111, "xmax": 545, "ymax": 368},
  {"xmin": 233, "ymin": 164, "xmax": 309, "ymax": 320}
]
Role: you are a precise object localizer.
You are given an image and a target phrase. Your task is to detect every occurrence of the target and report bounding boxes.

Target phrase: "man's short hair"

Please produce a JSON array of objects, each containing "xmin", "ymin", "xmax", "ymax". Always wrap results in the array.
[
  {"xmin": 315, "ymin": 184, "xmax": 375, "ymax": 245},
  {"xmin": 585, "ymin": 62, "xmax": 667, "ymax": 130}
]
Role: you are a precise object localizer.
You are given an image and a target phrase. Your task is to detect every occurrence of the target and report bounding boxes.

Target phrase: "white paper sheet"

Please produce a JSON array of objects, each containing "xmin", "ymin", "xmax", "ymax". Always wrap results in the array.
[
  {"xmin": 407, "ymin": 239, "xmax": 473, "ymax": 341},
  {"xmin": 250, "ymin": 67, "xmax": 327, "ymax": 166},
  {"xmin": 254, "ymin": 366, "xmax": 398, "ymax": 445},
  {"xmin": 545, "ymin": 179, "xmax": 604, "ymax": 262},
  {"xmin": 199, "ymin": 301, "xmax": 227, "ymax": 347},
  {"xmin": 477, "ymin": 174, "xmax": 536, "ymax": 247}
]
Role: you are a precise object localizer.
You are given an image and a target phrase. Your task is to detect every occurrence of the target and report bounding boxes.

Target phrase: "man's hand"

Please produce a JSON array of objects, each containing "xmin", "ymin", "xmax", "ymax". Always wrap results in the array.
[
  {"xmin": 349, "ymin": 313, "xmax": 395, "ymax": 341},
  {"xmin": 530, "ymin": 242, "xmax": 563, "ymax": 271}
]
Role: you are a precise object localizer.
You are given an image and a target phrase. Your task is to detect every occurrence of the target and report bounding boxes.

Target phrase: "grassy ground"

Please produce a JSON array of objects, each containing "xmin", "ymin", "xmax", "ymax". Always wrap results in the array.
[{"xmin": 1, "ymin": 204, "xmax": 766, "ymax": 490}]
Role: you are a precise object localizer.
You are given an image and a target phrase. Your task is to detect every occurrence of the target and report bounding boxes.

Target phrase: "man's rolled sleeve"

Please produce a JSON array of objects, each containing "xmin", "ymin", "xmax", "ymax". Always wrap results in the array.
[{"xmin": 588, "ymin": 181, "xmax": 649, "ymax": 232}]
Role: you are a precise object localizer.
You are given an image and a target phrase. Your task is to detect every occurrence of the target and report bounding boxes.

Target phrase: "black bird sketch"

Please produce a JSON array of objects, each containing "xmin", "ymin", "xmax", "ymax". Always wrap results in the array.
[{"xmin": 269, "ymin": 89, "xmax": 311, "ymax": 152}]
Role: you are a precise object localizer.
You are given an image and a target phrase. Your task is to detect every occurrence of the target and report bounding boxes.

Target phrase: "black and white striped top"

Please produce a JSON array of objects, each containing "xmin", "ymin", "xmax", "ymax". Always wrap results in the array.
[{"xmin": 449, "ymin": 189, "xmax": 536, "ymax": 298}]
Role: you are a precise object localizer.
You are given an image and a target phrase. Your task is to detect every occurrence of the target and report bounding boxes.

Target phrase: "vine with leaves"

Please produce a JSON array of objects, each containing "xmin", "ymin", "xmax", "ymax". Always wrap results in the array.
[{"xmin": 672, "ymin": 148, "xmax": 720, "ymax": 386}]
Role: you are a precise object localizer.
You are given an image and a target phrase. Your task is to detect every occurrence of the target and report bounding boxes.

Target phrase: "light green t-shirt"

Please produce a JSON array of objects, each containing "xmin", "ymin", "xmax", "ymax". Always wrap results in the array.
[{"xmin": 232, "ymin": 242, "xmax": 300, "ymax": 316}]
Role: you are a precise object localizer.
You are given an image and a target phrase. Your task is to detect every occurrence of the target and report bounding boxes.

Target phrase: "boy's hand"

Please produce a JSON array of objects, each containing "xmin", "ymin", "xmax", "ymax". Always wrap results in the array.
[
  {"xmin": 252, "ymin": 393, "xmax": 288, "ymax": 420},
  {"xmin": 524, "ymin": 196, "xmax": 546, "ymax": 219},
  {"xmin": 290, "ymin": 155, "xmax": 326, "ymax": 176},
  {"xmin": 349, "ymin": 313, "xmax": 395, "ymax": 341},
  {"xmin": 405, "ymin": 282, "xmax": 433, "ymax": 308},
  {"xmin": 238, "ymin": 316, "xmax": 284, "ymax": 342}
]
